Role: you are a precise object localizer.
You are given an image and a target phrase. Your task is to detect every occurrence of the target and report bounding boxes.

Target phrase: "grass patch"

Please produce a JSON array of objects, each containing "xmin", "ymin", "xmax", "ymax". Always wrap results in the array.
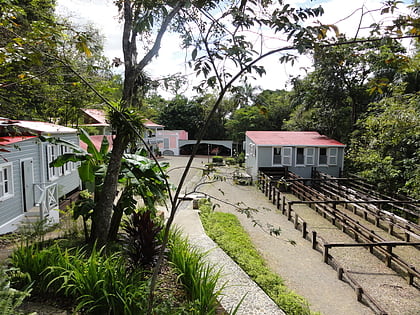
[{"xmin": 199, "ymin": 200, "xmax": 319, "ymax": 315}]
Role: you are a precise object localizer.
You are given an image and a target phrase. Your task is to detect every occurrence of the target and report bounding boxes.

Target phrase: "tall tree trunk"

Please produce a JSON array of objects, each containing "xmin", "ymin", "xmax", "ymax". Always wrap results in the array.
[
  {"xmin": 107, "ymin": 186, "xmax": 131, "ymax": 242},
  {"xmin": 90, "ymin": 132, "xmax": 128, "ymax": 247}
]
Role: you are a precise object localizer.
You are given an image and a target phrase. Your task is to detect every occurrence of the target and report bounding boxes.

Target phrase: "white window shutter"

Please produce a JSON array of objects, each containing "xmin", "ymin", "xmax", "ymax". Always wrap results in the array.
[
  {"xmin": 282, "ymin": 147, "xmax": 292, "ymax": 166},
  {"xmin": 305, "ymin": 147, "xmax": 315, "ymax": 165}
]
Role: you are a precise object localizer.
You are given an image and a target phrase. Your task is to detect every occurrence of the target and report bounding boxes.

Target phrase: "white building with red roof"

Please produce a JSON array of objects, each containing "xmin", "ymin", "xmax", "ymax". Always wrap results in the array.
[
  {"xmin": 245, "ymin": 131, "xmax": 346, "ymax": 179},
  {"xmin": 0, "ymin": 119, "xmax": 81, "ymax": 234}
]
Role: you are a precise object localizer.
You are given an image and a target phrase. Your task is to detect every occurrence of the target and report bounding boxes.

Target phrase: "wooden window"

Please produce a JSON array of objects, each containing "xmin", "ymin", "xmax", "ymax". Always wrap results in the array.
[
  {"xmin": 282, "ymin": 147, "xmax": 292, "ymax": 166},
  {"xmin": 328, "ymin": 148, "xmax": 338, "ymax": 165},
  {"xmin": 296, "ymin": 147, "xmax": 304, "ymax": 165},
  {"xmin": 273, "ymin": 147, "xmax": 282, "ymax": 165},
  {"xmin": 249, "ymin": 143, "xmax": 256, "ymax": 157},
  {"xmin": 305, "ymin": 147, "xmax": 315, "ymax": 165},
  {"xmin": 163, "ymin": 138, "xmax": 169, "ymax": 149},
  {"xmin": 61, "ymin": 145, "xmax": 72, "ymax": 175},
  {"xmin": 46, "ymin": 145, "xmax": 58, "ymax": 180},
  {"xmin": 319, "ymin": 148, "xmax": 327, "ymax": 165},
  {"xmin": 0, "ymin": 163, "xmax": 13, "ymax": 200}
]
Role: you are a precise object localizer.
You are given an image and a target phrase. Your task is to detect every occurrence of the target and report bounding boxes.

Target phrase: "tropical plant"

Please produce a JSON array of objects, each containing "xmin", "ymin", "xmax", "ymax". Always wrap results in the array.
[
  {"xmin": 167, "ymin": 229, "xmax": 224, "ymax": 315},
  {"xmin": 108, "ymin": 150, "xmax": 169, "ymax": 241},
  {"xmin": 0, "ymin": 267, "xmax": 30, "ymax": 315},
  {"xmin": 120, "ymin": 209, "xmax": 164, "ymax": 270},
  {"xmin": 48, "ymin": 245, "xmax": 148, "ymax": 314}
]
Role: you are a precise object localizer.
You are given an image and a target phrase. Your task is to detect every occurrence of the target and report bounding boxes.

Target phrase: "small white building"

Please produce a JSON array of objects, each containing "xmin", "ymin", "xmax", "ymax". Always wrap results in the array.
[
  {"xmin": 0, "ymin": 119, "xmax": 80, "ymax": 234},
  {"xmin": 245, "ymin": 131, "xmax": 346, "ymax": 179}
]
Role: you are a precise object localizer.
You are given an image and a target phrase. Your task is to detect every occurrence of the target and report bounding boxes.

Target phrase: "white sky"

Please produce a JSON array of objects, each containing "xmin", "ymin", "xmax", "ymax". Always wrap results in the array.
[{"xmin": 55, "ymin": 0, "xmax": 412, "ymax": 97}]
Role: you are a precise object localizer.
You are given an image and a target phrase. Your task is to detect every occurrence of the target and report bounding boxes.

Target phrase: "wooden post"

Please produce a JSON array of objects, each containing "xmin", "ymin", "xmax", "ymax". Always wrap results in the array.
[
  {"xmin": 282, "ymin": 197, "xmax": 286, "ymax": 215},
  {"xmin": 302, "ymin": 222, "xmax": 307, "ymax": 239},
  {"xmin": 294, "ymin": 213, "xmax": 299, "ymax": 229},
  {"xmin": 386, "ymin": 245, "xmax": 392, "ymax": 267},
  {"xmin": 405, "ymin": 226, "xmax": 411, "ymax": 242},
  {"xmin": 375, "ymin": 212, "xmax": 380, "ymax": 227},
  {"xmin": 323, "ymin": 245, "xmax": 329, "ymax": 263},
  {"xmin": 408, "ymin": 266, "xmax": 415, "ymax": 285},
  {"xmin": 356, "ymin": 287, "xmax": 363, "ymax": 302},
  {"xmin": 287, "ymin": 203, "xmax": 292, "ymax": 221},
  {"xmin": 276, "ymin": 191, "xmax": 280, "ymax": 209},
  {"xmin": 369, "ymin": 235, "xmax": 374, "ymax": 253},
  {"xmin": 388, "ymin": 222, "xmax": 394, "ymax": 236},
  {"xmin": 312, "ymin": 231, "xmax": 317, "ymax": 249},
  {"xmin": 338, "ymin": 267, "xmax": 344, "ymax": 280}
]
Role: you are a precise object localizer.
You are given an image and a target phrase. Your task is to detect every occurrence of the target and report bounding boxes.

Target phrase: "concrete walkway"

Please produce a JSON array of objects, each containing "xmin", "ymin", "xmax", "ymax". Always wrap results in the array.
[
  {"xmin": 173, "ymin": 203, "xmax": 285, "ymax": 315},
  {"xmin": 166, "ymin": 156, "xmax": 284, "ymax": 314}
]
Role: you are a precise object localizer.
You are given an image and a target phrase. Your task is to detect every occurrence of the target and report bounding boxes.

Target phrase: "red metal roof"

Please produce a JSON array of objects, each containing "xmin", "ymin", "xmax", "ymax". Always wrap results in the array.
[
  {"xmin": 79, "ymin": 135, "xmax": 114, "ymax": 151},
  {"xmin": 246, "ymin": 131, "xmax": 345, "ymax": 147},
  {"xmin": 81, "ymin": 109, "xmax": 108, "ymax": 124},
  {"xmin": 144, "ymin": 119, "xmax": 164, "ymax": 128},
  {"xmin": 0, "ymin": 136, "xmax": 36, "ymax": 145}
]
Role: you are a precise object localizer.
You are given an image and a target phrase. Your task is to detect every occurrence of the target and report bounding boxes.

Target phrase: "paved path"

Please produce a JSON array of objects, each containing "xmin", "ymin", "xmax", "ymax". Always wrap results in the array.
[{"xmin": 166, "ymin": 156, "xmax": 284, "ymax": 314}]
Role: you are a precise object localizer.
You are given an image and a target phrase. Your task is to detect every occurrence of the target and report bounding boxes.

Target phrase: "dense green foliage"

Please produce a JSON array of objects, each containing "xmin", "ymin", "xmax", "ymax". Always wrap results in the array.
[
  {"xmin": 0, "ymin": 267, "xmax": 29, "ymax": 315},
  {"xmin": 199, "ymin": 201, "xmax": 317, "ymax": 315},
  {"xmin": 8, "ymin": 231, "xmax": 224, "ymax": 314},
  {"xmin": 167, "ymin": 230, "xmax": 225, "ymax": 315},
  {"xmin": 0, "ymin": 0, "xmax": 119, "ymax": 122}
]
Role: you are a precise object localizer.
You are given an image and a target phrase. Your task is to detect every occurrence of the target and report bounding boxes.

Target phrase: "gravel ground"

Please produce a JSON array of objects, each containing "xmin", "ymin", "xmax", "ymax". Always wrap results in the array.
[{"xmin": 164, "ymin": 156, "xmax": 420, "ymax": 315}]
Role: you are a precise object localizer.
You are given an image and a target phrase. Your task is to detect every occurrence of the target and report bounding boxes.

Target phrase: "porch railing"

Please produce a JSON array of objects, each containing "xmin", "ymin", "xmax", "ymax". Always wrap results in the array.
[{"xmin": 34, "ymin": 183, "xmax": 58, "ymax": 220}]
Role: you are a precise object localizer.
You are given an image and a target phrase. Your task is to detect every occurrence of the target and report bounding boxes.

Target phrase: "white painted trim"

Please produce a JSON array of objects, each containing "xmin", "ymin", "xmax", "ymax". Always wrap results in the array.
[{"xmin": 0, "ymin": 213, "xmax": 25, "ymax": 234}]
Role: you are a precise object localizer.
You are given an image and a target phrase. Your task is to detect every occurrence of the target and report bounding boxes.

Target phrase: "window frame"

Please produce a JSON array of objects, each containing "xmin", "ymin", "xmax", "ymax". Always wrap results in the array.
[
  {"xmin": 272, "ymin": 147, "xmax": 282, "ymax": 165},
  {"xmin": 46, "ymin": 144, "xmax": 59, "ymax": 181},
  {"xmin": 0, "ymin": 162, "xmax": 14, "ymax": 201},
  {"xmin": 295, "ymin": 147, "xmax": 305, "ymax": 166}
]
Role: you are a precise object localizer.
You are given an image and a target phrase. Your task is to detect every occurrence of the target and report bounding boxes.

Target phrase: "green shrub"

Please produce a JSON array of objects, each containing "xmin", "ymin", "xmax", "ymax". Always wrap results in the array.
[
  {"xmin": 10, "ymin": 243, "xmax": 66, "ymax": 293},
  {"xmin": 200, "ymin": 203, "xmax": 316, "ymax": 315},
  {"xmin": 211, "ymin": 156, "xmax": 224, "ymax": 165},
  {"xmin": 0, "ymin": 267, "xmax": 30, "ymax": 315},
  {"xmin": 225, "ymin": 157, "xmax": 236, "ymax": 165},
  {"xmin": 235, "ymin": 152, "xmax": 245, "ymax": 166},
  {"xmin": 167, "ymin": 229, "xmax": 224, "ymax": 315},
  {"xmin": 47, "ymin": 245, "xmax": 149, "ymax": 314}
]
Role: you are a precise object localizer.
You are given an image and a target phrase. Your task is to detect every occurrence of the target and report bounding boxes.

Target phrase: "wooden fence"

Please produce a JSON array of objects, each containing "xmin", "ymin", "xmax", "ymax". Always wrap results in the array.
[{"xmin": 257, "ymin": 170, "xmax": 420, "ymax": 315}]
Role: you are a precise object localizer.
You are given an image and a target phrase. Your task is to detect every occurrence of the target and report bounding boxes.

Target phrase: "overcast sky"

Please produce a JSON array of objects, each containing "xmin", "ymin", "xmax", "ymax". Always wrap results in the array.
[{"xmin": 55, "ymin": 0, "xmax": 412, "ymax": 97}]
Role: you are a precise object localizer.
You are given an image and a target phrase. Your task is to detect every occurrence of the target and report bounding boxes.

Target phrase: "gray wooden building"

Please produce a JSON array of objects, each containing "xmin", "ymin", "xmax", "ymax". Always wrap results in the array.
[
  {"xmin": 245, "ymin": 131, "xmax": 346, "ymax": 180},
  {"xmin": 0, "ymin": 120, "xmax": 80, "ymax": 234}
]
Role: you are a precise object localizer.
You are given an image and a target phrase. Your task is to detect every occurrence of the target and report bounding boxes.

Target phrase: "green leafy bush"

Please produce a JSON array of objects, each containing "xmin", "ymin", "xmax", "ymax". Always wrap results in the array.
[
  {"xmin": 48, "ymin": 245, "xmax": 148, "ymax": 314},
  {"xmin": 0, "ymin": 267, "xmax": 30, "ymax": 315},
  {"xmin": 225, "ymin": 157, "xmax": 236, "ymax": 165},
  {"xmin": 211, "ymin": 156, "xmax": 224, "ymax": 165},
  {"xmin": 200, "ymin": 202, "xmax": 316, "ymax": 315},
  {"xmin": 167, "ymin": 229, "xmax": 224, "ymax": 315}
]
